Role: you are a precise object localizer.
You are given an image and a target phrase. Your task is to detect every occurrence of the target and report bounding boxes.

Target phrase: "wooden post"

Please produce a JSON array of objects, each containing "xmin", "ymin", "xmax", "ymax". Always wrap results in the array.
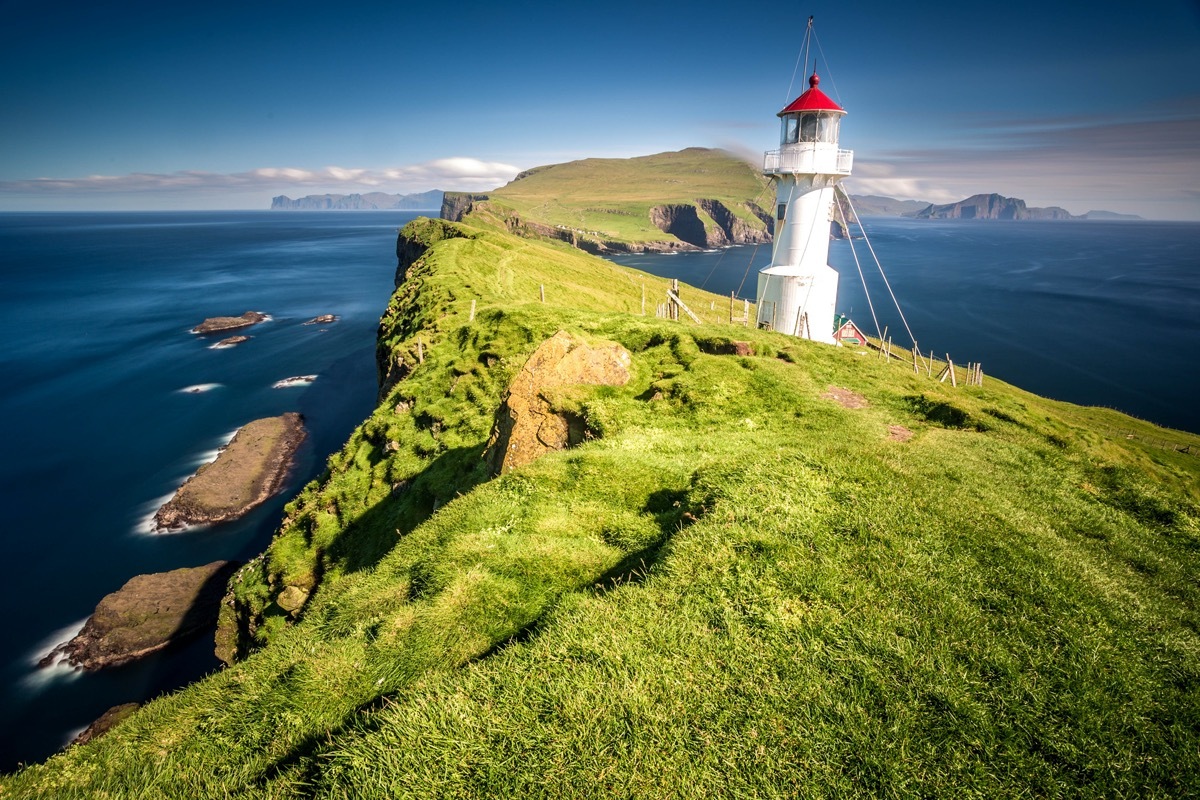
[
  {"xmin": 539, "ymin": 284, "xmax": 545, "ymax": 303},
  {"xmin": 469, "ymin": 299, "xmax": 476, "ymax": 322},
  {"xmin": 946, "ymin": 354, "xmax": 956, "ymax": 387},
  {"xmin": 912, "ymin": 345, "xmax": 920, "ymax": 374},
  {"xmin": 667, "ymin": 288, "xmax": 702, "ymax": 324},
  {"xmin": 729, "ymin": 291, "xmax": 735, "ymax": 324},
  {"xmin": 743, "ymin": 298, "xmax": 750, "ymax": 327},
  {"xmin": 641, "ymin": 283, "xmax": 646, "ymax": 316},
  {"xmin": 417, "ymin": 337, "xmax": 425, "ymax": 364},
  {"xmin": 879, "ymin": 326, "xmax": 888, "ymax": 360}
]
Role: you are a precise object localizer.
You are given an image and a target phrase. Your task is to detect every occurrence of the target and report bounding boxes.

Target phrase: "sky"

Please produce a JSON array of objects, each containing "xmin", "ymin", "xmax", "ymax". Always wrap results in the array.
[{"xmin": 1, "ymin": 0, "xmax": 1198, "ymax": 219}]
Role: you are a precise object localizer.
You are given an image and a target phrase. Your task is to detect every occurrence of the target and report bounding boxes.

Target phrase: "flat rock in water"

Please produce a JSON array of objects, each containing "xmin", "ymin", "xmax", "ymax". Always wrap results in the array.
[
  {"xmin": 154, "ymin": 413, "xmax": 306, "ymax": 530},
  {"xmin": 304, "ymin": 314, "xmax": 338, "ymax": 325},
  {"xmin": 215, "ymin": 335, "xmax": 251, "ymax": 347},
  {"xmin": 41, "ymin": 561, "xmax": 239, "ymax": 671},
  {"xmin": 191, "ymin": 311, "xmax": 268, "ymax": 334}
]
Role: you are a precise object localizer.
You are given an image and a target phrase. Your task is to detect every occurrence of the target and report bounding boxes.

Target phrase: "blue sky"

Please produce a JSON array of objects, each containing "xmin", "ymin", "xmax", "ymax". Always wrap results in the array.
[{"xmin": 1, "ymin": 0, "xmax": 1198, "ymax": 219}]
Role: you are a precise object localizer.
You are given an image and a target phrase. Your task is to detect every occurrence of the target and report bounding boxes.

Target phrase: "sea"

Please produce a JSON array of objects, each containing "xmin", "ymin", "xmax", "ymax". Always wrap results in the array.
[{"xmin": 0, "ymin": 211, "xmax": 1197, "ymax": 771}]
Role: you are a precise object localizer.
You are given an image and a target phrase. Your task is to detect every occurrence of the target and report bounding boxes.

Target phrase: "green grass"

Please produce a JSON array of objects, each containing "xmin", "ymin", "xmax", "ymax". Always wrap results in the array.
[
  {"xmin": 4, "ymin": 217, "xmax": 1198, "ymax": 798},
  {"xmin": 464, "ymin": 147, "xmax": 773, "ymax": 247}
]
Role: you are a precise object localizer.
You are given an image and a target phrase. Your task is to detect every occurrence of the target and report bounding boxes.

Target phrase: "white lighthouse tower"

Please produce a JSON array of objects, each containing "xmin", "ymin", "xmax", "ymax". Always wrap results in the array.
[{"xmin": 756, "ymin": 71, "xmax": 853, "ymax": 343}]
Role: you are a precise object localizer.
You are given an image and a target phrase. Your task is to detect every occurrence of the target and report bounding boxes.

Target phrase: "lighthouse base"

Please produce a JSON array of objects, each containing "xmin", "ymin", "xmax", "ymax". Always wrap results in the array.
[{"xmin": 755, "ymin": 263, "xmax": 839, "ymax": 345}]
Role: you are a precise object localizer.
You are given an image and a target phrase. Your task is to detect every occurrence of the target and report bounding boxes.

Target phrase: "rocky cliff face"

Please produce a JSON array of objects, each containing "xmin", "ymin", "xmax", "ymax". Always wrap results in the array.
[
  {"xmin": 649, "ymin": 200, "xmax": 773, "ymax": 249},
  {"xmin": 440, "ymin": 192, "xmax": 490, "ymax": 222}
]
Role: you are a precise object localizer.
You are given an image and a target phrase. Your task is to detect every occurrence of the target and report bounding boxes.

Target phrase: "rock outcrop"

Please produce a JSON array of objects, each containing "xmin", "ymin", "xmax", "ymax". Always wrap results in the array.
[
  {"xmin": 440, "ymin": 192, "xmax": 490, "ymax": 223},
  {"xmin": 72, "ymin": 703, "xmax": 140, "ymax": 746},
  {"xmin": 41, "ymin": 561, "xmax": 239, "ymax": 671},
  {"xmin": 649, "ymin": 200, "xmax": 772, "ymax": 249},
  {"xmin": 485, "ymin": 331, "xmax": 632, "ymax": 476},
  {"xmin": 191, "ymin": 311, "xmax": 268, "ymax": 334},
  {"xmin": 154, "ymin": 413, "xmax": 306, "ymax": 531}
]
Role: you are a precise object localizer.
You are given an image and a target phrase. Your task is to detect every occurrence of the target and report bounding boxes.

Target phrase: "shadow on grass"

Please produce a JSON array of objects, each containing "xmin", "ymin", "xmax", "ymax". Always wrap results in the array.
[
  {"xmin": 323, "ymin": 442, "xmax": 490, "ymax": 576},
  {"xmin": 244, "ymin": 480, "xmax": 704, "ymax": 792}
]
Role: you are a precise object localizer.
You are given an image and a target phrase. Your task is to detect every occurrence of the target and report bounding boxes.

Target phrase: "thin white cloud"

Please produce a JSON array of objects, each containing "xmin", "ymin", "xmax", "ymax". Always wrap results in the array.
[
  {"xmin": 848, "ymin": 113, "xmax": 1200, "ymax": 219},
  {"xmin": 0, "ymin": 158, "xmax": 522, "ymax": 196}
]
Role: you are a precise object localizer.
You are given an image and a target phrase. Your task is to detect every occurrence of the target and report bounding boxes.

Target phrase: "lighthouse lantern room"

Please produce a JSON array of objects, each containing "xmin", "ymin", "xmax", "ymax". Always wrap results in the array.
[{"xmin": 756, "ymin": 69, "xmax": 853, "ymax": 343}]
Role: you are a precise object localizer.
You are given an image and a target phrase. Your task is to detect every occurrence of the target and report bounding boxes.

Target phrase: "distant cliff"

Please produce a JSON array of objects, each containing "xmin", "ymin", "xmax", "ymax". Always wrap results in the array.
[
  {"xmin": 440, "ymin": 192, "xmax": 490, "ymax": 222},
  {"xmin": 271, "ymin": 190, "xmax": 443, "ymax": 210},
  {"xmin": 910, "ymin": 193, "xmax": 1068, "ymax": 220}
]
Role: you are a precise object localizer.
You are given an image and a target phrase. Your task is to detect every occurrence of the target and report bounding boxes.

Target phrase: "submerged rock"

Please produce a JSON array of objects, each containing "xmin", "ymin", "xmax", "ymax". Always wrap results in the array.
[
  {"xmin": 191, "ymin": 311, "xmax": 268, "ymax": 334},
  {"xmin": 154, "ymin": 413, "xmax": 306, "ymax": 531},
  {"xmin": 41, "ymin": 561, "xmax": 239, "ymax": 671},
  {"xmin": 485, "ymin": 331, "xmax": 632, "ymax": 476}
]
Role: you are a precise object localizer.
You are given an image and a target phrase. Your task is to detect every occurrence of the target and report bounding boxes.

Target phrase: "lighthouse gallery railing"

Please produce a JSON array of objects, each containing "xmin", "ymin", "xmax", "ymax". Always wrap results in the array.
[{"xmin": 763, "ymin": 148, "xmax": 853, "ymax": 176}]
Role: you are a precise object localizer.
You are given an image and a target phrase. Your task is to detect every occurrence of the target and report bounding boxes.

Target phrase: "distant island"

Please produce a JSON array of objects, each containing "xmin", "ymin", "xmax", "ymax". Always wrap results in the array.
[
  {"xmin": 850, "ymin": 192, "xmax": 1141, "ymax": 221},
  {"xmin": 270, "ymin": 190, "xmax": 443, "ymax": 210}
]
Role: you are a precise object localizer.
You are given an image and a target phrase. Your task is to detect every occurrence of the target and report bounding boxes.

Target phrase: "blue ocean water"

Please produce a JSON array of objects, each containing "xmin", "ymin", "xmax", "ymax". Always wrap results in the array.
[
  {"xmin": 0, "ymin": 210, "xmax": 426, "ymax": 771},
  {"xmin": 0, "ymin": 212, "xmax": 1197, "ymax": 771},
  {"xmin": 610, "ymin": 218, "xmax": 1200, "ymax": 435}
]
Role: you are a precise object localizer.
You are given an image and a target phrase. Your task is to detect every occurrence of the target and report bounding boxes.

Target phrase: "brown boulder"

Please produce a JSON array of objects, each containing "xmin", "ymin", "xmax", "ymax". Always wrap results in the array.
[
  {"xmin": 154, "ymin": 413, "xmax": 306, "ymax": 531},
  {"xmin": 485, "ymin": 331, "xmax": 632, "ymax": 476},
  {"xmin": 42, "ymin": 561, "xmax": 239, "ymax": 671}
]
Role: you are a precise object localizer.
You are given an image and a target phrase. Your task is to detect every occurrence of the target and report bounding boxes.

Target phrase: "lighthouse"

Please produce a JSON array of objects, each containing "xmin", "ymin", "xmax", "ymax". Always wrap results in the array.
[{"xmin": 756, "ymin": 71, "xmax": 853, "ymax": 343}]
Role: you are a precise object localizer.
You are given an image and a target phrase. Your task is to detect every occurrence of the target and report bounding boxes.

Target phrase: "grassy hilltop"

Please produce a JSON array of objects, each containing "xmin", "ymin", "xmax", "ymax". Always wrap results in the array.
[
  {"xmin": 4, "ymin": 216, "xmax": 1200, "ymax": 798},
  {"xmin": 447, "ymin": 148, "xmax": 775, "ymax": 252}
]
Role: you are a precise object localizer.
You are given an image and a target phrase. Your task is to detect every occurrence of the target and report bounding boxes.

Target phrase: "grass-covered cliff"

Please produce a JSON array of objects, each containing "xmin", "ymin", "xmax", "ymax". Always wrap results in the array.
[
  {"xmin": 4, "ymin": 217, "xmax": 1199, "ymax": 798},
  {"xmin": 444, "ymin": 148, "xmax": 775, "ymax": 253}
]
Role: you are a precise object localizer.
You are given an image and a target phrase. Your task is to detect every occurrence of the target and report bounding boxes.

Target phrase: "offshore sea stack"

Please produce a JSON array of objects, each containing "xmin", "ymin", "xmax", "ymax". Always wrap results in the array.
[
  {"xmin": 154, "ymin": 413, "xmax": 307, "ymax": 531},
  {"xmin": 41, "ymin": 561, "xmax": 240, "ymax": 671}
]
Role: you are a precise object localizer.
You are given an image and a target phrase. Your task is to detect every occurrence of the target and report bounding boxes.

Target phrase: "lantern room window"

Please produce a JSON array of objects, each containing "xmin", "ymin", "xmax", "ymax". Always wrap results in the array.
[
  {"xmin": 780, "ymin": 112, "xmax": 841, "ymax": 144},
  {"xmin": 783, "ymin": 116, "xmax": 799, "ymax": 144}
]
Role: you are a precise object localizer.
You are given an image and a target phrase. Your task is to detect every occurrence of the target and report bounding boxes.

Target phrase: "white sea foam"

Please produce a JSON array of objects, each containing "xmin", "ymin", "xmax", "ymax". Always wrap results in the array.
[
  {"xmin": 272, "ymin": 375, "xmax": 317, "ymax": 389},
  {"xmin": 177, "ymin": 383, "xmax": 222, "ymax": 394},
  {"xmin": 21, "ymin": 618, "xmax": 88, "ymax": 692},
  {"xmin": 62, "ymin": 726, "xmax": 89, "ymax": 748}
]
